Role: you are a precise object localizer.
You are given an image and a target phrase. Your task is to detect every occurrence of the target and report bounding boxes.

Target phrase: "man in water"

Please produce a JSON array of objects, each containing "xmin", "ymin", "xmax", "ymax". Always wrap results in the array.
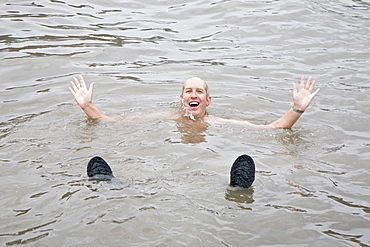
[
  {"xmin": 68, "ymin": 75, "xmax": 320, "ymax": 128},
  {"xmin": 69, "ymin": 75, "xmax": 320, "ymax": 188}
]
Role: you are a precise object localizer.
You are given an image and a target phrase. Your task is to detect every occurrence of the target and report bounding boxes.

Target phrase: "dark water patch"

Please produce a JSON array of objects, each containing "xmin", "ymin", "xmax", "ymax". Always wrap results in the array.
[
  {"xmin": 323, "ymin": 229, "xmax": 369, "ymax": 247},
  {"xmin": 327, "ymin": 195, "xmax": 370, "ymax": 214}
]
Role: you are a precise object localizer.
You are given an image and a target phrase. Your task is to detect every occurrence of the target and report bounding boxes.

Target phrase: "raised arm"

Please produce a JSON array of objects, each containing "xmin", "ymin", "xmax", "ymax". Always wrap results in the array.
[
  {"xmin": 269, "ymin": 76, "xmax": 320, "ymax": 128},
  {"xmin": 68, "ymin": 75, "xmax": 110, "ymax": 120}
]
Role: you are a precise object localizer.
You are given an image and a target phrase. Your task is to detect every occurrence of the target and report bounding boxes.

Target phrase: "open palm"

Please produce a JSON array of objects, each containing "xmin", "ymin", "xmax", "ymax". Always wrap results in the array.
[
  {"xmin": 69, "ymin": 75, "xmax": 95, "ymax": 108},
  {"xmin": 293, "ymin": 76, "xmax": 320, "ymax": 111}
]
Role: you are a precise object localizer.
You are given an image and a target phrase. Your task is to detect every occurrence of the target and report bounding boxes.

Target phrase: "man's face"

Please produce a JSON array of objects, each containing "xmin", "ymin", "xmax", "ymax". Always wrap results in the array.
[{"xmin": 180, "ymin": 77, "xmax": 211, "ymax": 119}]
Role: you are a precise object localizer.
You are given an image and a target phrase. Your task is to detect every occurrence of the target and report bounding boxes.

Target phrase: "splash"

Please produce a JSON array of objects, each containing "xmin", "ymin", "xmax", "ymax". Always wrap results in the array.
[{"xmin": 180, "ymin": 98, "xmax": 195, "ymax": 120}]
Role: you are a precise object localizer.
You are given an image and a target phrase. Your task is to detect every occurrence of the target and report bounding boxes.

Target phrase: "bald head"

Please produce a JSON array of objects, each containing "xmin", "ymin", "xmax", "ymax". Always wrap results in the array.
[{"xmin": 182, "ymin": 77, "xmax": 210, "ymax": 97}]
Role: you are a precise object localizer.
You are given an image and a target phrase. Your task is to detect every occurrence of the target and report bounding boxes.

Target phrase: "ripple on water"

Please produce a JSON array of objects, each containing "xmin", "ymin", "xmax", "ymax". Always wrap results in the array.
[{"xmin": 1, "ymin": 0, "xmax": 370, "ymax": 246}]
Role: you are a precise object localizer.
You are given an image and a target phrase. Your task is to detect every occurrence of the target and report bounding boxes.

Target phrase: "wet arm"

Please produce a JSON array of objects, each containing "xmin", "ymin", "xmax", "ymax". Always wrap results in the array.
[
  {"xmin": 269, "ymin": 76, "xmax": 320, "ymax": 128},
  {"xmin": 68, "ymin": 75, "xmax": 110, "ymax": 120}
]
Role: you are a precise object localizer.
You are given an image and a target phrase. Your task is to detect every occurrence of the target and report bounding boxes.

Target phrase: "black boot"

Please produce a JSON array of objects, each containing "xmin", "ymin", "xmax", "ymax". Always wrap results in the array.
[
  {"xmin": 87, "ymin": 156, "xmax": 114, "ymax": 180},
  {"xmin": 230, "ymin": 155, "xmax": 255, "ymax": 189}
]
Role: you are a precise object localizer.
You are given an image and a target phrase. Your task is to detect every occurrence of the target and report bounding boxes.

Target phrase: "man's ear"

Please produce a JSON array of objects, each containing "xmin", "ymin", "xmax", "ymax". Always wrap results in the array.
[{"xmin": 206, "ymin": 97, "xmax": 212, "ymax": 106}]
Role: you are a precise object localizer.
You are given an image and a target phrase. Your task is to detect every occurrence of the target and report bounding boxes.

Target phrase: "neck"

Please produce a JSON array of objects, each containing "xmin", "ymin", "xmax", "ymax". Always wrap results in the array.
[{"xmin": 178, "ymin": 108, "xmax": 205, "ymax": 121}]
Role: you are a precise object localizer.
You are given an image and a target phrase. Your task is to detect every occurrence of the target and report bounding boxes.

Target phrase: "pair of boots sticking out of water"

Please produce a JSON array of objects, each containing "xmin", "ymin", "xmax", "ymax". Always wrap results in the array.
[{"xmin": 87, "ymin": 155, "xmax": 255, "ymax": 189}]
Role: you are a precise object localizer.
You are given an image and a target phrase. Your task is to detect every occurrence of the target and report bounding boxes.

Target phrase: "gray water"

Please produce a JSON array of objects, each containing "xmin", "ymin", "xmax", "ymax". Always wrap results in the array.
[{"xmin": 1, "ymin": 0, "xmax": 369, "ymax": 246}]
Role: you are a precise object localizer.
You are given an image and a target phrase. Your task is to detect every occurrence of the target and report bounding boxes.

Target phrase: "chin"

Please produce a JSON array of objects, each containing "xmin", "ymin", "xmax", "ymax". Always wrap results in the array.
[
  {"xmin": 189, "ymin": 110, "xmax": 204, "ymax": 118},
  {"xmin": 181, "ymin": 105, "xmax": 205, "ymax": 118}
]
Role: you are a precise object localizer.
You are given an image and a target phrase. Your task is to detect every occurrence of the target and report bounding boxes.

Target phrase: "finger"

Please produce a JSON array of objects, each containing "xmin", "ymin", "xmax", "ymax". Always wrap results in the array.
[
  {"xmin": 70, "ymin": 80, "xmax": 78, "ymax": 92},
  {"xmin": 293, "ymin": 83, "xmax": 297, "ymax": 94},
  {"xmin": 309, "ymin": 80, "xmax": 317, "ymax": 92},
  {"xmin": 300, "ymin": 75, "xmax": 305, "ymax": 89},
  {"xmin": 311, "ymin": 88, "xmax": 320, "ymax": 98},
  {"xmin": 89, "ymin": 82, "xmax": 95, "ymax": 93},
  {"xmin": 68, "ymin": 87, "xmax": 76, "ymax": 97},
  {"xmin": 305, "ymin": 76, "xmax": 312, "ymax": 89},
  {"xmin": 73, "ymin": 77, "xmax": 81, "ymax": 88},
  {"xmin": 79, "ymin": 75, "xmax": 86, "ymax": 89}
]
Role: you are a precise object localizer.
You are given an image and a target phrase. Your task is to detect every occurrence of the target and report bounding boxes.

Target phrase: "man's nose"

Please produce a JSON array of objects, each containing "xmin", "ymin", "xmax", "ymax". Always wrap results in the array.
[{"xmin": 190, "ymin": 91, "xmax": 197, "ymax": 97}]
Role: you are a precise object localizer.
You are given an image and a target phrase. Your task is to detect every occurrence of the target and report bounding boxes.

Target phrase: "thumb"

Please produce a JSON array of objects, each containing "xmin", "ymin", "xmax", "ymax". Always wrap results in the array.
[
  {"xmin": 89, "ymin": 82, "xmax": 96, "ymax": 93},
  {"xmin": 292, "ymin": 83, "xmax": 297, "ymax": 96}
]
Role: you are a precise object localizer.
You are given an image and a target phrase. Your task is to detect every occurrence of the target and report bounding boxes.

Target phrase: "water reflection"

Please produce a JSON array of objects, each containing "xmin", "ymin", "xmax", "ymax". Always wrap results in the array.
[
  {"xmin": 323, "ymin": 229, "xmax": 365, "ymax": 246},
  {"xmin": 271, "ymin": 128, "xmax": 315, "ymax": 158},
  {"xmin": 175, "ymin": 116, "xmax": 209, "ymax": 144},
  {"xmin": 225, "ymin": 187, "xmax": 255, "ymax": 205}
]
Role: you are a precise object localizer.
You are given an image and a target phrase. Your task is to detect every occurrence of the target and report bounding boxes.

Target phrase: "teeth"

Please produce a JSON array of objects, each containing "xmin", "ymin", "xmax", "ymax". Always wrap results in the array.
[{"xmin": 189, "ymin": 102, "xmax": 199, "ymax": 107}]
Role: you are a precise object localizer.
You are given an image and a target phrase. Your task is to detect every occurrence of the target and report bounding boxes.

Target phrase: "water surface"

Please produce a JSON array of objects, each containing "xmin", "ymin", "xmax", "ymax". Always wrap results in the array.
[{"xmin": 1, "ymin": 0, "xmax": 370, "ymax": 246}]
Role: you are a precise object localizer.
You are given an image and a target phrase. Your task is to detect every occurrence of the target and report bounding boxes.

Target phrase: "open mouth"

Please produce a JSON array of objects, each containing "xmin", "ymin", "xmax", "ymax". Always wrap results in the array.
[{"xmin": 189, "ymin": 102, "xmax": 199, "ymax": 107}]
